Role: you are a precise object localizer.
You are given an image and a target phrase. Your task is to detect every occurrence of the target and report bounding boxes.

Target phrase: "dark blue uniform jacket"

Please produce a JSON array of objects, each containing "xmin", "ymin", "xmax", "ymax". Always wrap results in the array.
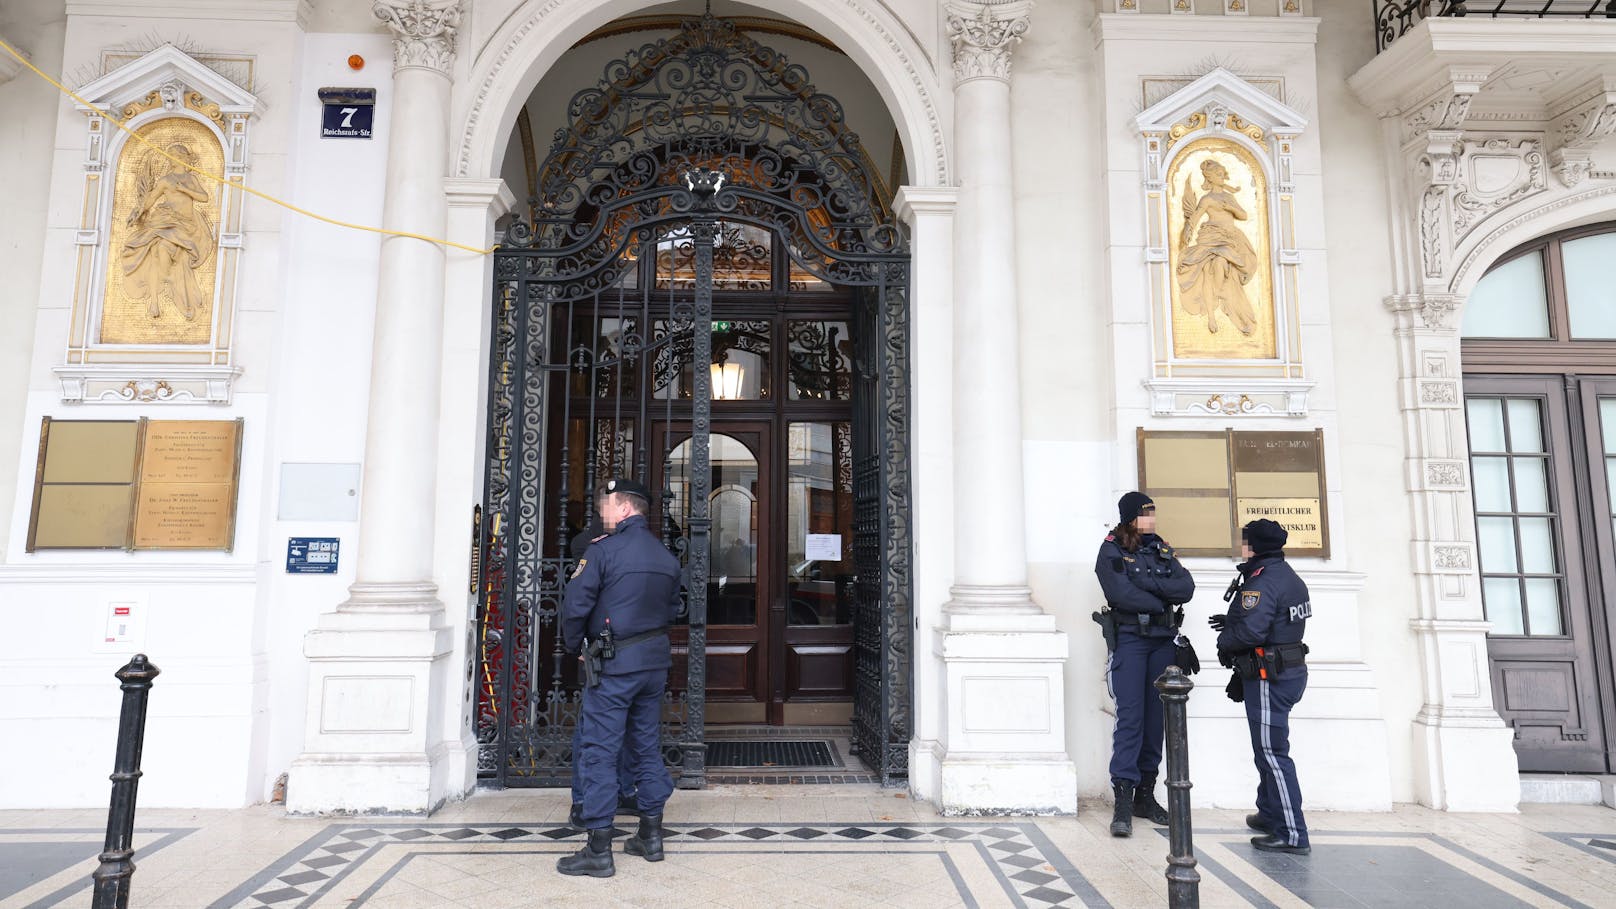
[
  {"xmin": 1095, "ymin": 533, "xmax": 1196, "ymax": 639},
  {"xmin": 562, "ymin": 514, "xmax": 683, "ymax": 676},
  {"xmin": 1216, "ymin": 553, "xmax": 1309, "ymax": 655}
]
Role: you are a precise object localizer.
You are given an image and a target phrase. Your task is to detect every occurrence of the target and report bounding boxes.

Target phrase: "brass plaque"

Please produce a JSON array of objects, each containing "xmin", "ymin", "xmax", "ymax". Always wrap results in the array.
[
  {"xmin": 1139, "ymin": 428, "xmax": 1329, "ymax": 558},
  {"xmin": 1152, "ymin": 495, "xmax": 1234, "ymax": 552},
  {"xmin": 1236, "ymin": 497, "xmax": 1325, "ymax": 551},
  {"xmin": 132, "ymin": 419, "xmax": 243, "ymax": 550},
  {"xmin": 26, "ymin": 418, "xmax": 141, "ymax": 551},
  {"xmin": 32, "ymin": 484, "xmax": 136, "ymax": 549},
  {"xmin": 1143, "ymin": 435, "xmax": 1229, "ymax": 490}
]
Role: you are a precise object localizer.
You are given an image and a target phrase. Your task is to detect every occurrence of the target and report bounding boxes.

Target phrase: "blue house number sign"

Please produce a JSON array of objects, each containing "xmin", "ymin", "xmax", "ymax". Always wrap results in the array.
[
  {"xmin": 318, "ymin": 87, "xmax": 375, "ymax": 139},
  {"xmin": 287, "ymin": 537, "xmax": 340, "ymax": 574}
]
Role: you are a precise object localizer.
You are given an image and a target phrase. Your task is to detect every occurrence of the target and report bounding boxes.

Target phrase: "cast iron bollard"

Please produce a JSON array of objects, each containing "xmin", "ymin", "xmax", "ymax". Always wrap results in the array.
[
  {"xmin": 1155, "ymin": 664, "xmax": 1200, "ymax": 909},
  {"xmin": 92, "ymin": 654, "xmax": 159, "ymax": 909}
]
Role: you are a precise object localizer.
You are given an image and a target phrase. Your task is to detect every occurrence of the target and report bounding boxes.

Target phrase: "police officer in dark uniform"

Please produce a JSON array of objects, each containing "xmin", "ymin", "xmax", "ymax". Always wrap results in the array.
[
  {"xmin": 1212, "ymin": 518, "xmax": 1311, "ymax": 855},
  {"xmin": 1095, "ymin": 492, "xmax": 1195, "ymax": 837},
  {"xmin": 566, "ymin": 515, "xmax": 638, "ymax": 830},
  {"xmin": 556, "ymin": 478, "xmax": 682, "ymax": 878}
]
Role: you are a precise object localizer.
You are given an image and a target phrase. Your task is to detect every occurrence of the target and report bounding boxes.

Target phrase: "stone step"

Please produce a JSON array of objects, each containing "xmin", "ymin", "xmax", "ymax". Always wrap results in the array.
[{"xmin": 1518, "ymin": 773, "xmax": 1616, "ymax": 807}]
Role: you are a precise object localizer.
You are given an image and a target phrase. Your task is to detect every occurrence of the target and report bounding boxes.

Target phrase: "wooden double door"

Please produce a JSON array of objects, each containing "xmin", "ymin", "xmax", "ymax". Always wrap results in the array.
[{"xmin": 653, "ymin": 418, "xmax": 857, "ymax": 725}]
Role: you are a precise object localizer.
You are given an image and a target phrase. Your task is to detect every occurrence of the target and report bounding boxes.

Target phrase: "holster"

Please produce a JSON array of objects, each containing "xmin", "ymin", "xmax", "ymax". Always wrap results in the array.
[
  {"xmin": 581, "ymin": 639, "xmax": 604, "ymax": 688},
  {"xmin": 1091, "ymin": 609, "xmax": 1118, "ymax": 653}
]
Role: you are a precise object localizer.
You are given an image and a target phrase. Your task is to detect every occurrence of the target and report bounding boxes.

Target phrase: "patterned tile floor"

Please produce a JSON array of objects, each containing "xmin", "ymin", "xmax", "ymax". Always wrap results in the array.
[{"xmin": 1, "ymin": 787, "xmax": 1611, "ymax": 908}]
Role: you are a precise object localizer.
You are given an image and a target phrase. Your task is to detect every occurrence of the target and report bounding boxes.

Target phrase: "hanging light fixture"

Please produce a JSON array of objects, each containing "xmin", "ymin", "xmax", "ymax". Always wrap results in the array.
[{"xmin": 710, "ymin": 361, "xmax": 745, "ymax": 400}]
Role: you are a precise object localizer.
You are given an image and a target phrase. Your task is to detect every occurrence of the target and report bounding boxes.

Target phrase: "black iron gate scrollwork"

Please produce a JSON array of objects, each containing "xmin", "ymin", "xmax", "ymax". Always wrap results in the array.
[{"xmin": 475, "ymin": 14, "xmax": 914, "ymax": 789}]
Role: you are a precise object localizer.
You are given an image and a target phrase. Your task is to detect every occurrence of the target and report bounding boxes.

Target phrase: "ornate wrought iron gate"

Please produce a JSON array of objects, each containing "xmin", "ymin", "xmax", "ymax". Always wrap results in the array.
[{"xmin": 475, "ymin": 15, "xmax": 913, "ymax": 788}]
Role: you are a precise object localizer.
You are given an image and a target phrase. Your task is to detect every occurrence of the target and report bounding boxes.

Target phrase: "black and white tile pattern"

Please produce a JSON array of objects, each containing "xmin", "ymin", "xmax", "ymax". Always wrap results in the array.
[{"xmin": 209, "ymin": 821, "xmax": 1108, "ymax": 908}]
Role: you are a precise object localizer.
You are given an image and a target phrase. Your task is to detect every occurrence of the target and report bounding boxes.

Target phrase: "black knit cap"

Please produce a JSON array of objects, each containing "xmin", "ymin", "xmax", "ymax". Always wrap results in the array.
[
  {"xmin": 1242, "ymin": 518, "xmax": 1288, "ymax": 555},
  {"xmin": 601, "ymin": 477, "xmax": 652, "ymax": 504},
  {"xmin": 1118, "ymin": 491, "xmax": 1155, "ymax": 524}
]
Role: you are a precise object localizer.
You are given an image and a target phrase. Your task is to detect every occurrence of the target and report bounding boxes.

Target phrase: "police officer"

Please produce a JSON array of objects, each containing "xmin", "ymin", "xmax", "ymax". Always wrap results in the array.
[
  {"xmin": 566, "ymin": 514, "xmax": 638, "ymax": 830},
  {"xmin": 557, "ymin": 478, "xmax": 683, "ymax": 878},
  {"xmin": 1095, "ymin": 492, "xmax": 1195, "ymax": 837},
  {"xmin": 1211, "ymin": 518, "xmax": 1311, "ymax": 855}
]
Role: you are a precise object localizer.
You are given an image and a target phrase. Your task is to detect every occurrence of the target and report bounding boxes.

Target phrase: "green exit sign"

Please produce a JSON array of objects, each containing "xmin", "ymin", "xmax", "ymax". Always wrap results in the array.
[{"xmin": 711, "ymin": 321, "xmax": 732, "ymax": 332}]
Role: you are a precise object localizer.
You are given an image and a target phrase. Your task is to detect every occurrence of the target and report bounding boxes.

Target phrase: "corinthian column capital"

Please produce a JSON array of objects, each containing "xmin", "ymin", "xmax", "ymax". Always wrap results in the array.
[
  {"xmin": 374, "ymin": 0, "xmax": 462, "ymax": 75},
  {"xmin": 946, "ymin": 1, "xmax": 1033, "ymax": 85}
]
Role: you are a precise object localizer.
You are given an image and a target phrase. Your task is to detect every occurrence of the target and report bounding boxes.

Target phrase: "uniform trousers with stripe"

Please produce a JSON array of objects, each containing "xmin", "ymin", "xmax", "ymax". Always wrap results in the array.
[{"xmin": 1242, "ymin": 669, "xmax": 1309, "ymax": 848}]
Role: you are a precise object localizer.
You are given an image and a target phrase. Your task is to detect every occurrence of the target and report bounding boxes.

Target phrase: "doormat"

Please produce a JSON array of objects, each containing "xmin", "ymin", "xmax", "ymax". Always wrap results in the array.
[{"xmin": 705, "ymin": 740, "xmax": 836, "ymax": 768}]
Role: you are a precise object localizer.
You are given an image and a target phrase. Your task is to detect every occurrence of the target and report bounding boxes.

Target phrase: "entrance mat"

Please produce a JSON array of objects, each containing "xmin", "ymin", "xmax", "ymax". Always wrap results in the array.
[{"xmin": 705, "ymin": 740, "xmax": 835, "ymax": 767}]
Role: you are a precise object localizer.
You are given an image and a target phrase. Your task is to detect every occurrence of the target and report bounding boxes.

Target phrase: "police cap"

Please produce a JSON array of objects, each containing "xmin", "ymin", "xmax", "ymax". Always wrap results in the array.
[
  {"xmin": 601, "ymin": 477, "xmax": 652, "ymax": 505},
  {"xmin": 1242, "ymin": 518, "xmax": 1288, "ymax": 555}
]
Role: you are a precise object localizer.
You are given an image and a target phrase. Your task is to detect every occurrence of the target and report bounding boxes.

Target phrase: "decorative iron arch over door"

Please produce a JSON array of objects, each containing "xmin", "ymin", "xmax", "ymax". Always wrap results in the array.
[{"xmin": 476, "ymin": 15, "xmax": 913, "ymax": 789}]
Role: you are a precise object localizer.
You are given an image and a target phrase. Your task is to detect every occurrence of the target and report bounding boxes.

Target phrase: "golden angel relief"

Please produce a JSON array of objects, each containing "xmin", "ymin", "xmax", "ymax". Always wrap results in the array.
[
  {"xmin": 1167, "ymin": 140, "xmax": 1276, "ymax": 360},
  {"xmin": 102, "ymin": 118, "xmax": 223, "ymax": 345}
]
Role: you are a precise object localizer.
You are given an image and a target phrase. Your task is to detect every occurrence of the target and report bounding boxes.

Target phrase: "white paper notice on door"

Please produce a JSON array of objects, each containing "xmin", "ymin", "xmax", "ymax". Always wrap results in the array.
[{"xmin": 805, "ymin": 533, "xmax": 842, "ymax": 561}]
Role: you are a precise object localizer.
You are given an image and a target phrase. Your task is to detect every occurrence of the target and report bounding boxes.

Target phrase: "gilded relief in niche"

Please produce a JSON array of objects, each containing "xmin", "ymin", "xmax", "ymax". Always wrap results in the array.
[
  {"xmin": 1166, "ymin": 138, "xmax": 1276, "ymax": 360},
  {"xmin": 101, "ymin": 118, "xmax": 222, "ymax": 345}
]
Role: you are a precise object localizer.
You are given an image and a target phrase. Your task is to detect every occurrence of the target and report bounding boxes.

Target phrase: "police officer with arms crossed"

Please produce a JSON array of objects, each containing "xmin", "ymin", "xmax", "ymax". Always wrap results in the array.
[
  {"xmin": 1211, "ymin": 518, "xmax": 1312, "ymax": 855},
  {"xmin": 1095, "ymin": 492, "xmax": 1195, "ymax": 837},
  {"xmin": 557, "ymin": 478, "xmax": 683, "ymax": 878}
]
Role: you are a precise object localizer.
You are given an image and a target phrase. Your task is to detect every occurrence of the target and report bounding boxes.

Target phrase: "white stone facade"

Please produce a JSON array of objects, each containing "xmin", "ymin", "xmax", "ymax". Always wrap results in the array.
[{"xmin": 1, "ymin": 0, "xmax": 1612, "ymax": 815}]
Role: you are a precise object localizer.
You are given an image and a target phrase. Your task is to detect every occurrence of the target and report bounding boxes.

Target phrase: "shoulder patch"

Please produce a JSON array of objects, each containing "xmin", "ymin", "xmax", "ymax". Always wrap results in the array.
[
  {"xmin": 1160, "ymin": 546, "xmax": 1173, "ymax": 559},
  {"xmin": 1252, "ymin": 567, "xmax": 1264, "ymax": 578},
  {"xmin": 570, "ymin": 558, "xmax": 587, "ymax": 579},
  {"xmin": 1105, "ymin": 534, "xmax": 1115, "ymax": 542},
  {"xmin": 1241, "ymin": 590, "xmax": 1261, "ymax": 610}
]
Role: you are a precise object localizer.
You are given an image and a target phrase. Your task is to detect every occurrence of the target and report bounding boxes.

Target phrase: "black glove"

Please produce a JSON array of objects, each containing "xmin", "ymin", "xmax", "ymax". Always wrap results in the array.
[
  {"xmin": 1208, "ymin": 614, "xmax": 1226, "ymax": 631},
  {"xmin": 1217, "ymin": 648, "xmax": 1234, "ymax": 668},
  {"xmin": 1225, "ymin": 672, "xmax": 1244, "ymax": 703}
]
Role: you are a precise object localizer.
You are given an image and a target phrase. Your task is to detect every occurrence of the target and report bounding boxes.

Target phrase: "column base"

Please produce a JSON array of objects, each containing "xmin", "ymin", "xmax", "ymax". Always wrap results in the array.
[
  {"xmin": 1411, "ymin": 707, "xmax": 1520, "ymax": 812},
  {"xmin": 928, "ymin": 620, "xmax": 1076, "ymax": 815},
  {"xmin": 944, "ymin": 584, "xmax": 1043, "ymax": 617},
  {"xmin": 286, "ymin": 605, "xmax": 472, "ymax": 815},
  {"xmin": 286, "ymin": 743, "xmax": 467, "ymax": 816}
]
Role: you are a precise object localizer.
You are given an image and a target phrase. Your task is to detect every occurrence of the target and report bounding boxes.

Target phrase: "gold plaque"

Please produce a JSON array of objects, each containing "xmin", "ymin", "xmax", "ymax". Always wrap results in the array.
[
  {"xmin": 132, "ymin": 419, "xmax": 243, "ymax": 550},
  {"xmin": 1140, "ymin": 428, "xmax": 1329, "ymax": 557},
  {"xmin": 1236, "ymin": 497, "xmax": 1325, "ymax": 551},
  {"xmin": 101, "ymin": 117, "xmax": 224, "ymax": 345},
  {"xmin": 1166, "ymin": 138, "xmax": 1277, "ymax": 360},
  {"xmin": 26, "ymin": 418, "xmax": 141, "ymax": 551}
]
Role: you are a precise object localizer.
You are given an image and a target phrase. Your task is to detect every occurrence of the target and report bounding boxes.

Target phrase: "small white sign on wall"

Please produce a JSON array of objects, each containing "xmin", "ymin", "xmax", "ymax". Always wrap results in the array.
[
  {"xmin": 279, "ymin": 462, "xmax": 361, "ymax": 521},
  {"xmin": 96, "ymin": 598, "xmax": 147, "ymax": 652}
]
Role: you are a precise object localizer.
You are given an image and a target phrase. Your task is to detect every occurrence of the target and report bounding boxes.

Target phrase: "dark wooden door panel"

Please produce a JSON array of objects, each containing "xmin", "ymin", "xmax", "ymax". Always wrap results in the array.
[{"xmin": 786, "ymin": 643, "xmax": 854, "ymax": 699}]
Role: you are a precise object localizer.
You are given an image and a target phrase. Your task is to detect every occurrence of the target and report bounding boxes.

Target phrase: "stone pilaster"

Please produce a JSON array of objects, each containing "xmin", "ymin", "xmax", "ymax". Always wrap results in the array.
[
  {"xmin": 1385, "ymin": 294, "xmax": 1519, "ymax": 811},
  {"xmin": 287, "ymin": 0, "xmax": 466, "ymax": 815}
]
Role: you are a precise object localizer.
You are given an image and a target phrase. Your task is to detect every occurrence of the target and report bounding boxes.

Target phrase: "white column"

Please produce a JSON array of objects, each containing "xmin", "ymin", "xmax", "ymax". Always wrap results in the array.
[
  {"xmin": 287, "ymin": 0, "xmax": 465, "ymax": 815},
  {"xmin": 929, "ymin": 1, "xmax": 1075, "ymax": 815}
]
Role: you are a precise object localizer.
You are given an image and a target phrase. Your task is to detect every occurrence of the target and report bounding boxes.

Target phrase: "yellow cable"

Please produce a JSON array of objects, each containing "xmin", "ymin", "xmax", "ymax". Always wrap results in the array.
[{"xmin": 0, "ymin": 36, "xmax": 494, "ymax": 256}]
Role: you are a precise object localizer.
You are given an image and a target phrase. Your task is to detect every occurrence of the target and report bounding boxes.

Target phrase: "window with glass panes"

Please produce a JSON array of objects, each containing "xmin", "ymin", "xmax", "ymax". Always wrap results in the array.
[{"xmin": 1465, "ymin": 396, "xmax": 1563, "ymax": 635}]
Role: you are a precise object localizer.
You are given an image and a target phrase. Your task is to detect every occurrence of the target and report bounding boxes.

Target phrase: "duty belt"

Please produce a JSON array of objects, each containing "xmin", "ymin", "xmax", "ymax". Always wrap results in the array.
[
  {"xmin": 1237, "ymin": 642, "xmax": 1309, "ymax": 680},
  {"xmin": 610, "ymin": 626, "xmax": 670, "ymax": 652}
]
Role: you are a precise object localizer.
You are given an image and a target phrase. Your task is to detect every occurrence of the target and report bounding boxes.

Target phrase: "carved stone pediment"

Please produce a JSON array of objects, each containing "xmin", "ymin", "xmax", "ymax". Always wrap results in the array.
[{"xmin": 75, "ymin": 43, "xmax": 258, "ymax": 120}]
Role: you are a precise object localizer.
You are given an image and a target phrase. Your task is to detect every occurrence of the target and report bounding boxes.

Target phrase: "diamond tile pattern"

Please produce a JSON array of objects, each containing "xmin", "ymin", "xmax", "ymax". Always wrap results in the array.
[{"xmin": 226, "ymin": 821, "xmax": 1092, "ymax": 907}]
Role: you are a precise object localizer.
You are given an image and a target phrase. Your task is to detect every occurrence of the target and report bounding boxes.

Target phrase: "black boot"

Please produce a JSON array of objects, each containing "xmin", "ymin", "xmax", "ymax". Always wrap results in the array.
[
  {"xmin": 1132, "ymin": 776, "xmax": 1170, "ymax": 825},
  {"xmin": 1110, "ymin": 781, "xmax": 1134, "ymax": 837},
  {"xmin": 623, "ymin": 813, "xmax": 665, "ymax": 862},
  {"xmin": 556, "ymin": 828, "xmax": 615, "ymax": 877}
]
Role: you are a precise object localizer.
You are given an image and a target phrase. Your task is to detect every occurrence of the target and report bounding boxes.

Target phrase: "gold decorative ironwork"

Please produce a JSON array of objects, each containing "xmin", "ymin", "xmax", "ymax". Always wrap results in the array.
[
  {"xmin": 1166, "ymin": 137, "xmax": 1277, "ymax": 360},
  {"xmin": 101, "ymin": 117, "xmax": 223, "ymax": 345}
]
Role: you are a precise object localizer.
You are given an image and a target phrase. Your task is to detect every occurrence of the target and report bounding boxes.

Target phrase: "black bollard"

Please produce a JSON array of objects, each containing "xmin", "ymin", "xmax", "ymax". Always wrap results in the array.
[
  {"xmin": 1155, "ymin": 664, "xmax": 1199, "ymax": 909},
  {"xmin": 92, "ymin": 654, "xmax": 160, "ymax": 909}
]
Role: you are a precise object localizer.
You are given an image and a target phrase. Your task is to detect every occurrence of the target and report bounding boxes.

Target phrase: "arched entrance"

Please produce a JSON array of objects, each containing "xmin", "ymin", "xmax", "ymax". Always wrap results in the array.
[{"xmin": 474, "ymin": 15, "xmax": 912, "ymax": 789}]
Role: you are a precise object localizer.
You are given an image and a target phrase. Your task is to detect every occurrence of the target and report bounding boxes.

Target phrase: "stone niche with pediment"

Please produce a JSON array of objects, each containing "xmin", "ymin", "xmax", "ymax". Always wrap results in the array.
[
  {"xmin": 54, "ymin": 44, "xmax": 259, "ymax": 405},
  {"xmin": 1133, "ymin": 68, "xmax": 1314, "ymax": 418}
]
